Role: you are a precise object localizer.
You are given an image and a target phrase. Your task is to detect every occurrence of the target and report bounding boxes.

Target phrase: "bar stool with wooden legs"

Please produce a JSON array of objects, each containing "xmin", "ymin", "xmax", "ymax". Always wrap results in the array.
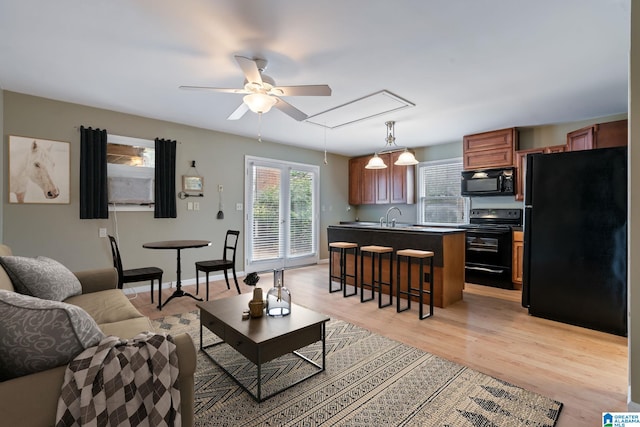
[
  {"xmin": 396, "ymin": 249, "xmax": 434, "ymax": 319},
  {"xmin": 328, "ymin": 242, "xmax": 358, "ymax": 297},
  {"xmin": 359, "ymin": 245, "xmax": 394, "ymax": 308}
]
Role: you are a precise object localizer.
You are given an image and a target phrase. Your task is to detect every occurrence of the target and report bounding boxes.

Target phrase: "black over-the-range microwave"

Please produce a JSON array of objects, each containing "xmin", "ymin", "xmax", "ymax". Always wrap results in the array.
[{"xmin": 460, "ymin": 167, "xmax": 515, "ymax": 197}]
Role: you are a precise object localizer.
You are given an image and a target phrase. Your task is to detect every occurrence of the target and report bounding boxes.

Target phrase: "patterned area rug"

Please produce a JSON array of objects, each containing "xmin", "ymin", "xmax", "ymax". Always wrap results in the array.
[{"xmin": 153, "ymin": 311, "xmax": 562, "ymax": 427}]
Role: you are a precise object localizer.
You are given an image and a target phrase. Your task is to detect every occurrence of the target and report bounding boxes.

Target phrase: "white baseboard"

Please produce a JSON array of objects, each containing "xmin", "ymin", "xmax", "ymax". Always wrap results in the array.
[{"xmin": 122, "ymin": 271, "xmax": 246, "ymax": 295}]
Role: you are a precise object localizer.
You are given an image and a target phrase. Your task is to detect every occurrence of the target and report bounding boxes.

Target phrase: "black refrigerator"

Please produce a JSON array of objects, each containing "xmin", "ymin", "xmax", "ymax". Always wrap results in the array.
[{"xmin": 522, "ymin": 146, "xmax": 627, "ymax": 336}]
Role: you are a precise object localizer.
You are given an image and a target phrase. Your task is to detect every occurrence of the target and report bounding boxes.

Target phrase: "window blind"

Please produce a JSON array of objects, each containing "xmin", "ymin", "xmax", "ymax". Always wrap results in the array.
[
  {"xmin": 418, "ymin": 158, "xmax": 468, "ymax": 224},
  {"xmin": 251, "ymin": 165, "xmax": 282, "ymax": 261},
  {"xmin": 288, "ymin": 169, "xmax": 314, "ymax": 257}
]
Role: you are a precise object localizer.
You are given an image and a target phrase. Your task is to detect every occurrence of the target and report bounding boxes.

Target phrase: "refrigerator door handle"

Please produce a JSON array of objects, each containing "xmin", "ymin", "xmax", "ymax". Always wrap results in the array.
[{"xmin": 465, "ymin": 266, "xmax": 505, "ymax": 274}]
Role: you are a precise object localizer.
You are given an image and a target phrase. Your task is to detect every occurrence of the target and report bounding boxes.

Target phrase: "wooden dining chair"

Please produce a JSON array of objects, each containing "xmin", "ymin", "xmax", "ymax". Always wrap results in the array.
[
  {"xmin": 108, "ymin": 235, "xmax": 164, "ymax": 304},
  {"xmin": 195, "ymin": 230, "xmax": 240, "ymax": 300}
]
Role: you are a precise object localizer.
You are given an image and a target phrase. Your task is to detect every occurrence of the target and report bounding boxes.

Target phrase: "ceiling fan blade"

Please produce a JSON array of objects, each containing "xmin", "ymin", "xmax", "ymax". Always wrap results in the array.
[
  {"xmin": 179, "ymin": 85, "xmax": 248, "ymax": 94},
  {"xmin": 234, "ymin": 55, "xmax": 263, "ymax": 85},
  {"xmin": 227, "ymin": 103, "xmax": 249, "ymax": 120},
  {"xmin": 274, "ymin": 98, "xmax": 308, "ymax": 121},
  {"xmin": 272, "ymin": 85, "xmax": 332, "ymax": 97}
]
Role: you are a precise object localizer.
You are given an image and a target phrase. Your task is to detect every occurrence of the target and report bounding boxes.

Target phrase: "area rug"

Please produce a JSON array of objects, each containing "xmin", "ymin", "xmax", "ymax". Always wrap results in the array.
[{"xmin": 153, "ymin": 311, "xmax": 562, "ymax": 427}]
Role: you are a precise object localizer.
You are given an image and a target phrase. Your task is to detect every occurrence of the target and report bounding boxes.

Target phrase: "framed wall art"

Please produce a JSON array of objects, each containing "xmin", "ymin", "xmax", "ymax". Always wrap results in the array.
[
  {"xmin": 8, "ymin": 135, "xmax": 70, "ymax": 204},
  {"xmin": 182, "ymin": 175, "xmax": 204, "ymax": 193}
]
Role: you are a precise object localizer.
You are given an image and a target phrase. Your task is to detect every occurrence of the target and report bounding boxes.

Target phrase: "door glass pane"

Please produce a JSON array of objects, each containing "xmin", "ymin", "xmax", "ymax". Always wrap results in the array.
[
  {"xmin": 251, "ymin": 165, "xmax": 282, "ymax": 261},
  {"xmin": 289, "ymin": 169, "xmax": 314, "ymax": 257}
]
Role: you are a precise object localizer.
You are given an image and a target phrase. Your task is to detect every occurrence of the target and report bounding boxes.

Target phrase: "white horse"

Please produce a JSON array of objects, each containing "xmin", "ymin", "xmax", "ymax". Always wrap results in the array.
[{"xmin": 10, "ymin": 140, "xmax": 60, "ymax": 203}]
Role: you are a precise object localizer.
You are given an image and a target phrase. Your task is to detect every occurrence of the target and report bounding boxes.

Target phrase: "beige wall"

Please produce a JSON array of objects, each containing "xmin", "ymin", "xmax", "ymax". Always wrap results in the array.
[
  {"xmin": 2, "ymin": 91, "xmax": 353, "ymax": 282},
  {"xmin": 629, "ymin": 0, "xmax": 639, "ymax": 410}
]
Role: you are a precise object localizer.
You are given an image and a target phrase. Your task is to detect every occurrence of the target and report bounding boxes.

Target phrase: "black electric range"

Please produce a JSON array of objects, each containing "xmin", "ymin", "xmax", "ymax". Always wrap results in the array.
[{"xmin": 459, "ymin": 208, "xmax": 522, "ymax": 289}]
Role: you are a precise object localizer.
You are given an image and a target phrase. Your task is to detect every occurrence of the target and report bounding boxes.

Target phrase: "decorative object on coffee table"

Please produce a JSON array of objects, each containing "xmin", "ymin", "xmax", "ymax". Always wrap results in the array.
[
  {"xmin": 266, "ymin": 268, "xmax": 290, "ymax": 316},
  {"xmin": 248, "ymin": 287, "xmax": 264, "ymax": 318}
]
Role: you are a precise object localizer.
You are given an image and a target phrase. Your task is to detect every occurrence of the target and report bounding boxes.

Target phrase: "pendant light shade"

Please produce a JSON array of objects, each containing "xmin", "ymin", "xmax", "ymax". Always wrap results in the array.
[
  {"xmin": 243, "ymin": 93, "xmax": 277, "ymax": 114},
  {"xmin": 365, "ymin": 153, "xmax": 387, "ymax": 169},
  {"xmin": 394, "ymin": 148, "xmax": 419, "ymax": 166}
]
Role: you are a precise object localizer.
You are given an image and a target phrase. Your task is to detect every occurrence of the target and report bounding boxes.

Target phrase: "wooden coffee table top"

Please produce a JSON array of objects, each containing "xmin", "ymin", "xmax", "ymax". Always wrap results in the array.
[{"xmin": 196, "ymin": 293, "xmax": 330, "ymax": 344}]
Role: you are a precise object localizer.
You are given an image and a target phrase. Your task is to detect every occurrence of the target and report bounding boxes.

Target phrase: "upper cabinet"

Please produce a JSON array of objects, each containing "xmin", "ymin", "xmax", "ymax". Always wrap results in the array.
[
  {"xmin": 463, "ymin": 127, "xmax": 519, "ymax": 170},
  {"xmin": 567, "ymin": 119, "xmax": 628, "ymax": 151},
  {"xmin": 348, "ymin": 152, "xmax": 415, "ymax": 205}
]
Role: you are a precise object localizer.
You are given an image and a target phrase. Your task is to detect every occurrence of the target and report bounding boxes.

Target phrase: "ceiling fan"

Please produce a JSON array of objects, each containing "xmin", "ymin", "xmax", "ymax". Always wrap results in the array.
[{"xmin": 180, "ymin": 55, "xmax": 332, "ymax": 121}]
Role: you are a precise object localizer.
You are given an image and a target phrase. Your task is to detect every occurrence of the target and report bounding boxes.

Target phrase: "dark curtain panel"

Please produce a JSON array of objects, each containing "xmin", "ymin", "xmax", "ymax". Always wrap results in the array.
[
  {"xmin": 154, "ymin": 138, "xmax": 177, "ymax": 218},
  {"xmin": 79, "ymin": 126, "xmax": 108, "ymax": 219}
]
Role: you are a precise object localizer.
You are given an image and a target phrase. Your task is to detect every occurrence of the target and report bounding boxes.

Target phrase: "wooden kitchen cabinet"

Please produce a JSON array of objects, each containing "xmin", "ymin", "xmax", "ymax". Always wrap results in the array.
[
  {"xmin": 389, "ymin": 151, "xmax": 415, "ymax": 204},
  {"xmin": 463, "ymin": 127, "xmax": 518, "ymax": 170},
  {"xmin": 544, "ymin": 144, "xmax": 568, "ymax": 154},
  {"xmin": 348, "ymin": 156, "xmax": 366, "ymax": 205},
  {"xmin": 512, "ymin": 230, "xmax": 524, "ymax": 289},
  {"xmin": 567, "ymin": 119, "xmax": 627, "ymax": 151},
  {"xmin": 348, "ymin": 152, "xmax": 415, "ymax": 205}
]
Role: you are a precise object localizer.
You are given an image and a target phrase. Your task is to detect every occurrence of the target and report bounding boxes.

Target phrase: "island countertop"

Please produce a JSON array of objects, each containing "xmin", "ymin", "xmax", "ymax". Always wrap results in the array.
[
  {"xmin": 327, "ymin": 224, "xmax": 466, "ymax": 307},
  {"xmin": 334, "ymin": 222, "xmax": 465, "ymax": 234}
]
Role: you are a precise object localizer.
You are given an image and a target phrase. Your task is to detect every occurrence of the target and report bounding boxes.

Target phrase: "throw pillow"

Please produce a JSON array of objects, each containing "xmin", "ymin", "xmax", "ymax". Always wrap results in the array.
[
  {"xmin": 0, "ymin": 290, "xmax": 105, "ymax": 381},
  {"xmin": 0, "ymin": 256, "xmax": 81, "ymax": 301}
]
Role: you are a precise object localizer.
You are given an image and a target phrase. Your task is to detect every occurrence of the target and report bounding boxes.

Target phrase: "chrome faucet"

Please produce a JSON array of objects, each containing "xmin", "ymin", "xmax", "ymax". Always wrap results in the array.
[{"xmin": 385, "ymin": 206, "xmax": 402, "ymax": 227}]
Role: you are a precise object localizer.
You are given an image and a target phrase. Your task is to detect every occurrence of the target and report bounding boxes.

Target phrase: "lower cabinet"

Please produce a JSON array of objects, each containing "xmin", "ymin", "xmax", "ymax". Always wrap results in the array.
[{"xmin": 512, "ymin": 230, "xmax": 524, "ymax": 288}]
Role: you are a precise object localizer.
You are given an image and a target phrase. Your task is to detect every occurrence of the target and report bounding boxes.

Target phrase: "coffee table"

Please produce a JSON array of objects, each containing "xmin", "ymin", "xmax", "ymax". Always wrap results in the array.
[{"xmin": 196, "ymin": 293, "xmax": 330, "ymax": 402}]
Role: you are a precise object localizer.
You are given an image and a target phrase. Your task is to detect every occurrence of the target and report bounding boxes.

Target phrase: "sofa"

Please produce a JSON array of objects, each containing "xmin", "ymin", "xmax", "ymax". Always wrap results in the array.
[{"xmin": 0, "ymin": 244, "xmax": 196, "ymax": 427}]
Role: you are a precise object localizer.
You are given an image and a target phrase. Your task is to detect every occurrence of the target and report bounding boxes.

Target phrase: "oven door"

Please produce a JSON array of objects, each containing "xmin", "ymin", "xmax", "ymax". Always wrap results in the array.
[{"xmin": 464, "ymin": 229, "xmax": 513, "ymax": 289}]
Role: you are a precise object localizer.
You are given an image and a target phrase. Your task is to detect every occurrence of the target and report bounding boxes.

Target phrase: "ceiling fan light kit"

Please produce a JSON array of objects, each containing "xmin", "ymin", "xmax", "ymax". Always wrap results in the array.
[
  {"xmin": 243, "ymin": 93, "xmax": 277, "ymax": 114},
  {"xmin": 365, "ymin": 121, "xmax": 419, "ymax": 169},
  {"xmin": 180, "ymin": 55, "xmax": 331, "ymax": 122}
]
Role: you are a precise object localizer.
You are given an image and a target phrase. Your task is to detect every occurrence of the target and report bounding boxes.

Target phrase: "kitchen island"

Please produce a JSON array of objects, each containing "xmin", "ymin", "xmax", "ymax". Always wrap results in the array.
[{"xmin": 327, "ymin": 224, "xmax": 466, "ymax": 308}]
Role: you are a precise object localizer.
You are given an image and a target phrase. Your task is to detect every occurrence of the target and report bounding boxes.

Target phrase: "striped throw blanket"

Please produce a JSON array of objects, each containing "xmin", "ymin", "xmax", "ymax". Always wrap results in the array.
[{"xmin": 56, "ymin": 332, "xmax": 181, "ymax": 427}]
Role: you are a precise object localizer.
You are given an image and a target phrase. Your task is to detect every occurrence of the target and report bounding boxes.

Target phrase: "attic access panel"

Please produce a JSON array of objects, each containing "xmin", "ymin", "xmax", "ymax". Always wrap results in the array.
[{"xmin": 306, "ymin": 90, "xmax": 415, "ymax": 129}]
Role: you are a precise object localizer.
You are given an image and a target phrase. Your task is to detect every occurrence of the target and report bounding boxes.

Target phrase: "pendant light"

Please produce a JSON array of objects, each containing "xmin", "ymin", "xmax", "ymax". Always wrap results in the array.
[
  {"xmin": 365, "ymin": 121, "xmax": 418, "ymax": 169},
  {"xmin": 365, "ymin": 152, "xmax": 387, "ymax": 169}
]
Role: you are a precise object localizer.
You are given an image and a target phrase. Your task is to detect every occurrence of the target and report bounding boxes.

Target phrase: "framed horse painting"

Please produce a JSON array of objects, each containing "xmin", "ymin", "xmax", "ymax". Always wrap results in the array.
[{"xmin": 8, "ymin": 136, "xmax": 70, "ymax": 204}]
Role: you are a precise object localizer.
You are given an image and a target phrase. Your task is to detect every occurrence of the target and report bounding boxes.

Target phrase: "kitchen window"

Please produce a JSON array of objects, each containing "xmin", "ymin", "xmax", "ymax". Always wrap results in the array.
[{"xmin": 417, "ymin": 157, "xmax": 469, "ymax": 225}]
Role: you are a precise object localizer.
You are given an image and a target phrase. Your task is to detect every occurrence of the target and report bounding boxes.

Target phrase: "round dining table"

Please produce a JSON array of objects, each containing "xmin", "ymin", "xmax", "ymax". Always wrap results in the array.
[{"xmin": 143, "ymin": 239, "xmax": 211, "ymax": 309}]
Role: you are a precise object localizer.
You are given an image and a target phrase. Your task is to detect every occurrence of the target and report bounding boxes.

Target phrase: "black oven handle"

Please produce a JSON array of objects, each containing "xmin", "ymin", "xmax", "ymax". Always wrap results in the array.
[
  {"xmin": 465, "ymin": 266, "xmax": 505, "ymax": 274},
  {"xmin": 467, "ymin": 247, "xmax": 498, "ymax": 253}
]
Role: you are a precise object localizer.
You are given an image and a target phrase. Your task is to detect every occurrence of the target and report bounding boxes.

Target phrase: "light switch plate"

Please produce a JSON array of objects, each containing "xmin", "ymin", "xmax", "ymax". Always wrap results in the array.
[{"xmin": 236, "ymin": 203, "xmax": 243, "ymax": 211}]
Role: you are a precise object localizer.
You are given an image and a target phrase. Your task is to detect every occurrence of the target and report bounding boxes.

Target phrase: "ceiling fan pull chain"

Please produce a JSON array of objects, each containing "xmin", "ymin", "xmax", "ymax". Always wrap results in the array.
[{"xmin": 257, "ymin": 112, "xmax": 263, "ymax": 142}]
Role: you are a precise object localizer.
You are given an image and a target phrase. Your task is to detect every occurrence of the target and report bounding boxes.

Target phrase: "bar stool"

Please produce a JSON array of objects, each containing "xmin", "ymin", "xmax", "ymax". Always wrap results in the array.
[
  {"xmin": 360, "ymin": 245, "xmax": 393, "ymax": 308},
  {"xmin": 328, "ymin": 242, "xmax": 358, "ymax": 297},
  {"xmin": 396, "ymin": 249, "xmax": 434, "ymax": 320}
]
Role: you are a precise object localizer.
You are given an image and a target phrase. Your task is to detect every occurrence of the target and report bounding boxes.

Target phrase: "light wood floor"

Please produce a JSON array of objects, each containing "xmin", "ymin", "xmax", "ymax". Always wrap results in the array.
[{"xmin": 130, "ymin": 263, "xmax": 627, "ymax": 427}]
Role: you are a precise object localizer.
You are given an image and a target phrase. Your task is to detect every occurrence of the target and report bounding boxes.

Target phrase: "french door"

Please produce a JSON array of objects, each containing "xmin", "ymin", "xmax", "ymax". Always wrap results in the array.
[{"xmin": 245, "ymin": 156, "xmax": 319, "ymax": 272}]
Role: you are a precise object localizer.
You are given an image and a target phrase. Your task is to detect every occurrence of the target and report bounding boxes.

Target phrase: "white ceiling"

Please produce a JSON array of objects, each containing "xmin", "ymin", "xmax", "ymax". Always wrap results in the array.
[{"xmin": 0, "ymin": 0, "xmax": 630, "ymax": 157}]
